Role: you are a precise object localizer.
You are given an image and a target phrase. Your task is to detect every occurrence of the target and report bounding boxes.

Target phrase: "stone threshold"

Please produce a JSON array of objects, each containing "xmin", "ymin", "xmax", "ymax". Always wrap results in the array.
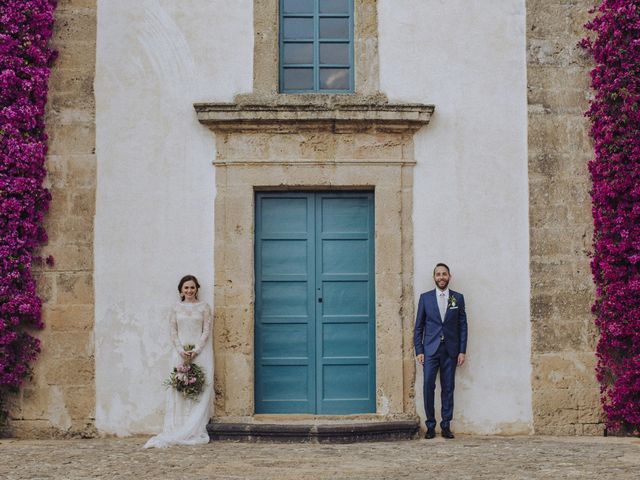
[{"xmin": 207, "ymin": 416, "xmax": 420, "ymax": 443}]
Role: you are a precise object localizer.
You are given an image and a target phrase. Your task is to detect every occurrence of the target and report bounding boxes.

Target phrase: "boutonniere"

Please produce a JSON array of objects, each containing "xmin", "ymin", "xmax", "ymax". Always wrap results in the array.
[{"xmin": 448, "ymin": 295, "xmax": 457, "ymax": 308}]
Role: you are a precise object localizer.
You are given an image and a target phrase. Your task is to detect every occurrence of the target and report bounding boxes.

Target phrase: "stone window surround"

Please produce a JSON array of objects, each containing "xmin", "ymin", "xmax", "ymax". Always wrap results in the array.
[{"xmin": 254, "ymin": 0, "xmax": 379, "ymax": 98}]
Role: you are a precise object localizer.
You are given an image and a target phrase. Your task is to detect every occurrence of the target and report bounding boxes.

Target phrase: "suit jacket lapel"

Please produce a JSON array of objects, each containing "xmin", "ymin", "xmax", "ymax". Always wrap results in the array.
[
  {"xmin": 443, "ymin": 291, "xmax": 456, "ymax": 323},
  {"xmin": 427, "ymin": 290, "xmax": 440, "ymax": 322}
]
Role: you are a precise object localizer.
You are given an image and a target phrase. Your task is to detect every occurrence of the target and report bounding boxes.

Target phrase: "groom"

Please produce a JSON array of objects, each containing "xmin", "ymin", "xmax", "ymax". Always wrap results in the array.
[{"xmin": 414, "ymin": 263, "xmax": 468, "ymax": 439}]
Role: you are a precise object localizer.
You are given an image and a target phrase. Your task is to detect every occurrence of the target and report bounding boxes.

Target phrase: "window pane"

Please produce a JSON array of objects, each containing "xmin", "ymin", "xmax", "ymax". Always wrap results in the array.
[
  {"xmin": 319, "ymin": 17, "xmax": 349, "ymax": 39},
  {"xmin": 283, "ymin": 0, "xmax": 314, "ymax": 14},
  {"xmin": 283, "ymin": 68, "xmax": 314, "ymax": 90},
  {"xmin": 283, "ymin": 18, "xmax": 314, "ymax": 39},
  {"xmin": 319, "ymin": 0, "xmax": 349, "ymax": 14},
  {"xmin": 320, "ymin": 68, "xmax": 349, "ymax": 90},
  {"xmin": 320, "ymin": 43, "xmax": 349, "ymax": 65},
  {"xmin": 284, "ymin": 43, "xmax": 313, "ymax": 64}
]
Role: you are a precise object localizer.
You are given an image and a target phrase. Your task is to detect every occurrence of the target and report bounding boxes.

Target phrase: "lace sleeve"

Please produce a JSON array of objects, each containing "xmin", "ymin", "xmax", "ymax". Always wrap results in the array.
[
  {"xmin": 169, "ymin": 307, "xmax": 184, "ymax": 354},
  {"xmin": 194, "ymin": 303, "xmax": 213, "ymax": 355}
]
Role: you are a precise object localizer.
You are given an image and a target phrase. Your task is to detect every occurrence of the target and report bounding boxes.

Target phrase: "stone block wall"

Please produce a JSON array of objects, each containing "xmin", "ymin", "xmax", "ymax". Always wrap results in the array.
[
  {"xmin": 10, "ymin": 0, "xmax": 97, "ymax": 438},
  {"xmin": 527, "ymin": 0, "xmax": 603, "ymax": 434}
]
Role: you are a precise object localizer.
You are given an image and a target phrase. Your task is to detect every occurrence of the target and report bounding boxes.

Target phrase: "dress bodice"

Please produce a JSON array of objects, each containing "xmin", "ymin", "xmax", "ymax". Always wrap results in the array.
[{"xmin": 170, "ymin": 301, "xmax": 212, "ymax": 354}]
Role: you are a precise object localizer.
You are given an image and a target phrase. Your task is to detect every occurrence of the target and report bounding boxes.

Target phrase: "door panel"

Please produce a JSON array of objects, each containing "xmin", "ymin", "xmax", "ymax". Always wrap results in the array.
[
  {"xmin": 255, "ymin": 192, "xmax": 375, "ymax": 414},
  {"xmin": 315, "ymin": 193, "xmax": 375, "ymax": 414},
  {"xmin": 255, "ymin": 193, "xmax": 316, "ymax": 413},
  {"xmin": 261, "ymin": 240, "xmax": 308, "ymax": 275}
]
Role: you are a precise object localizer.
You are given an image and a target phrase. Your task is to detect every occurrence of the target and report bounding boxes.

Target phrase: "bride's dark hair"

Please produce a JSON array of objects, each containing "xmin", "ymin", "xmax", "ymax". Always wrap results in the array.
[{"xmin": 178, "ymin": 274, "xmax": 200, "ymax": 301}]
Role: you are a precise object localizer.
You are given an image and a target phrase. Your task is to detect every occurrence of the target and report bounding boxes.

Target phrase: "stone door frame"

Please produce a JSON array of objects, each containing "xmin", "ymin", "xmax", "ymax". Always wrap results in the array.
[
  {"xmin": 195, "ymin": 3, "xmax": 434, "ymax": 414},
  {"xmin": 212, "ymin": 151, "xmax": 416, "ymax": 418}
]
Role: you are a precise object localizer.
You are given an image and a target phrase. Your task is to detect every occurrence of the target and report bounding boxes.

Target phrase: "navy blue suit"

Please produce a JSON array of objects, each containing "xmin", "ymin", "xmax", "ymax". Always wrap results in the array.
[{"xmin": 413, "ymin": 289, "xmax": 468, "ymax": 430}]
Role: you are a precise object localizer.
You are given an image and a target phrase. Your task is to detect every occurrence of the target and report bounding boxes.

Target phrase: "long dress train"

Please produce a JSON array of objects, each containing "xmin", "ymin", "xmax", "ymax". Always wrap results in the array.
[{"xmin": 144, "ymin": 301, "xmax": 213, "ymax": 448}]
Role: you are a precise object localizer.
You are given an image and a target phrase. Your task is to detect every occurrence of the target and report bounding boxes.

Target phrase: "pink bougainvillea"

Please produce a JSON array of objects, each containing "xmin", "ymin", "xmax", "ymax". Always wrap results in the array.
[
  {"xmin": 582, "ymin": 1, "xmax": 640, "ymax": 432},
  {"xmin": 0, "ymin": 0, "xmax": 57, "ymax": 421}
]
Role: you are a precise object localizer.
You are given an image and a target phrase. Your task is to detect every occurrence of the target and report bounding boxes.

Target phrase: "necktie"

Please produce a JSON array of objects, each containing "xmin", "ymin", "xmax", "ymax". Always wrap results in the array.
[{"xmin": 438, "ymin": 293, "xmax": 446, "ymax": 322}]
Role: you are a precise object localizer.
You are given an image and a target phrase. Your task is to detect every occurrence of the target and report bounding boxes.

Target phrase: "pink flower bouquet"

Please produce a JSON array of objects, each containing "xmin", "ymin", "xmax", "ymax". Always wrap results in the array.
[{"xmin": 163, "ymin": 345, "xmax": 206, "ymax": 400}]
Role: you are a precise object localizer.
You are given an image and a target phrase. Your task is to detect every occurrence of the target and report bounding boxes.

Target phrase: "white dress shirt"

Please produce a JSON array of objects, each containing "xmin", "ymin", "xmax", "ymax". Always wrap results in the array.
[{"xmin": 436, "ymin": 287, "xmax": 449, "ymax": 321}]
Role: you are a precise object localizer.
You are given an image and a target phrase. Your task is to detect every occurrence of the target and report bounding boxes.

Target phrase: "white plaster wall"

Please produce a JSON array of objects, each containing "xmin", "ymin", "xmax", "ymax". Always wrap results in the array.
[
  {"xmin": 378, "ymin": 0, "xmax": 532, "ymax": 433},
  {"xmin": 94, "ymin": 0, "xmax": 253, "ymax": 435}
]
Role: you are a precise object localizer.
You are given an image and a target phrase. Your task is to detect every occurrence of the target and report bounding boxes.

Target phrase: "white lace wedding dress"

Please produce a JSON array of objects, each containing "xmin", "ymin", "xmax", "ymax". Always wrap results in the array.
[{"xmin": 144, "ymin": 301, "xmax": 214, "ymax": 448}]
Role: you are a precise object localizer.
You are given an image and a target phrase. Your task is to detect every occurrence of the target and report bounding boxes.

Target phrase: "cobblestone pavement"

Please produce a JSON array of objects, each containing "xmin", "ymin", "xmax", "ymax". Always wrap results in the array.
[{"xmin": 1, "ymin": 436, "xmax": 639, "ymax": 480}]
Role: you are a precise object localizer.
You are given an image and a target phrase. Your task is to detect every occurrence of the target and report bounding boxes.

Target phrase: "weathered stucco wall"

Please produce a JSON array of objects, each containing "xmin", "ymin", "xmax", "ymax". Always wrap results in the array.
[
  {"xmin": 527, "ymin": 0, "xmax": 602, "ymax": 435},
  {"xmin": 379, "ymin": 0, "xmax": 533, "ymax": 434},
  {"xmin": 11, "ymin": 0, "xmax": 98, "ymax": 438},
  {"xmin": 93, "ymin": 0, "xmax": 252, "ymax": 435}
]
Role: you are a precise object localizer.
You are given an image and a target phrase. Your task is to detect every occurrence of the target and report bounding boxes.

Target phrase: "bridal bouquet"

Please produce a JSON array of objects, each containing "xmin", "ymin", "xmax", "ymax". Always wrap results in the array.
[{"xmin": 164, "ymin": 345, "xmax": 206, "ymax": 400}]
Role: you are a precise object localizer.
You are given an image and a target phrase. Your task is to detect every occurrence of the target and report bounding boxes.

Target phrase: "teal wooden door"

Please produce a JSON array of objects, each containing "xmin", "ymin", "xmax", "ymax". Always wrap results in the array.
[{"xmin": 255, "ymin": 192, "xmax": 375, "ymax": 414}]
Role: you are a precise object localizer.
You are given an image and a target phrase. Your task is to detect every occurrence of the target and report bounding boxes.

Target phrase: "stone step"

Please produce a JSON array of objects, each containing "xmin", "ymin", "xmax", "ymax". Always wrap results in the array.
[{"xmin": 207, "ymin": 419, "xmax": 420, "ymax": 443}]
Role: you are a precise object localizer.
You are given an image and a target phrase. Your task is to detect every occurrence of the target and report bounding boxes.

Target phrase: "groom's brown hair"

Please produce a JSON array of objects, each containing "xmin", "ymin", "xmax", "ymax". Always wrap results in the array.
[{"xmin": 433, "ymin": 263, "xmax": 450, "ymax": 275}]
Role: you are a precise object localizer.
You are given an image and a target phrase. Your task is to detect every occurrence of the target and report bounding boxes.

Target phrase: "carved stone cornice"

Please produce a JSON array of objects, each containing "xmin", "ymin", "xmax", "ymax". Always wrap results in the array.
[{"xmin": 194, "ymin": 98, "xmax": 434, "ymax": 134}]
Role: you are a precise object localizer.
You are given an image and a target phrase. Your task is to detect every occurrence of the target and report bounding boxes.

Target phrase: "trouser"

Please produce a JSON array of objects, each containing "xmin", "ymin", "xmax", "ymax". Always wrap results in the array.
[{"xmin": 423, "ymin": 342, "xmax": 457, "ymax": 430}]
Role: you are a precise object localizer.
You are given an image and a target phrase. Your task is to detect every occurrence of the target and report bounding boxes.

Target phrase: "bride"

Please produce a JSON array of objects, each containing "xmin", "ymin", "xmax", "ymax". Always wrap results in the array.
[{"xmin": 144, "ymin": 275, "xmax": 213, "ymax": 448}]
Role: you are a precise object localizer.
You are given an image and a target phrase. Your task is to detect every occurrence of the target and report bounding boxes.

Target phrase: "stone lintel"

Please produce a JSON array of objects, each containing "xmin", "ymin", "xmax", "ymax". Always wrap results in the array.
[{"xmin": 194, "ymin": 100, "xmax": 434, "ymax": 134}]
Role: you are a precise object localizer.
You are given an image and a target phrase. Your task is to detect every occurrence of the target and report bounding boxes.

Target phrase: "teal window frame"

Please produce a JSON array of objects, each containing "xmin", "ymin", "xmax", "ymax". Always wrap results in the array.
[{"xmin": 279, "ymin": 0, "xmax": 354, "ymax": 93}]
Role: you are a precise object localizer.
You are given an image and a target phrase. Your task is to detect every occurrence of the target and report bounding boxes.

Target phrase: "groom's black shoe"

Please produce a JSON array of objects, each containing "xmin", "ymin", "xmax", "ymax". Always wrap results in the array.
[
  {"xmin": 441, "ymin": 428, "xmax": 455, "ymax": 439},
  {"xmin": 425, "ymin": 428, "xmax": 436, "ymax": 439}
]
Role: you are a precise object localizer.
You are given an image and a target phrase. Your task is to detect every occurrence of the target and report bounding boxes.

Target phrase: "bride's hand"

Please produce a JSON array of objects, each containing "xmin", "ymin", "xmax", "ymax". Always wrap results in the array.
[{"xmin": 180, "ymin": 351, "xmax": 191, "ymax": 360}]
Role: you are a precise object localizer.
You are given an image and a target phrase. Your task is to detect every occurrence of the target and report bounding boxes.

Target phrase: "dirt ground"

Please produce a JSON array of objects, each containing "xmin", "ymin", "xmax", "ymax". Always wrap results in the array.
[{"xmin": 1, "ymin": 435, "xmax": 639, "ymax": 480}]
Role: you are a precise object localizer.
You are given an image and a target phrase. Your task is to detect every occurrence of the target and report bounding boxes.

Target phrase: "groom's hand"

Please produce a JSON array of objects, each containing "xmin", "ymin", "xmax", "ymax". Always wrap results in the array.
[
  {"xmin": 416, "ymin": 354, "xmax": 424, "ymax": 365},
  {"xmin": 457, "ymin": 353, "xmax": 466, "ymax": 366}
]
